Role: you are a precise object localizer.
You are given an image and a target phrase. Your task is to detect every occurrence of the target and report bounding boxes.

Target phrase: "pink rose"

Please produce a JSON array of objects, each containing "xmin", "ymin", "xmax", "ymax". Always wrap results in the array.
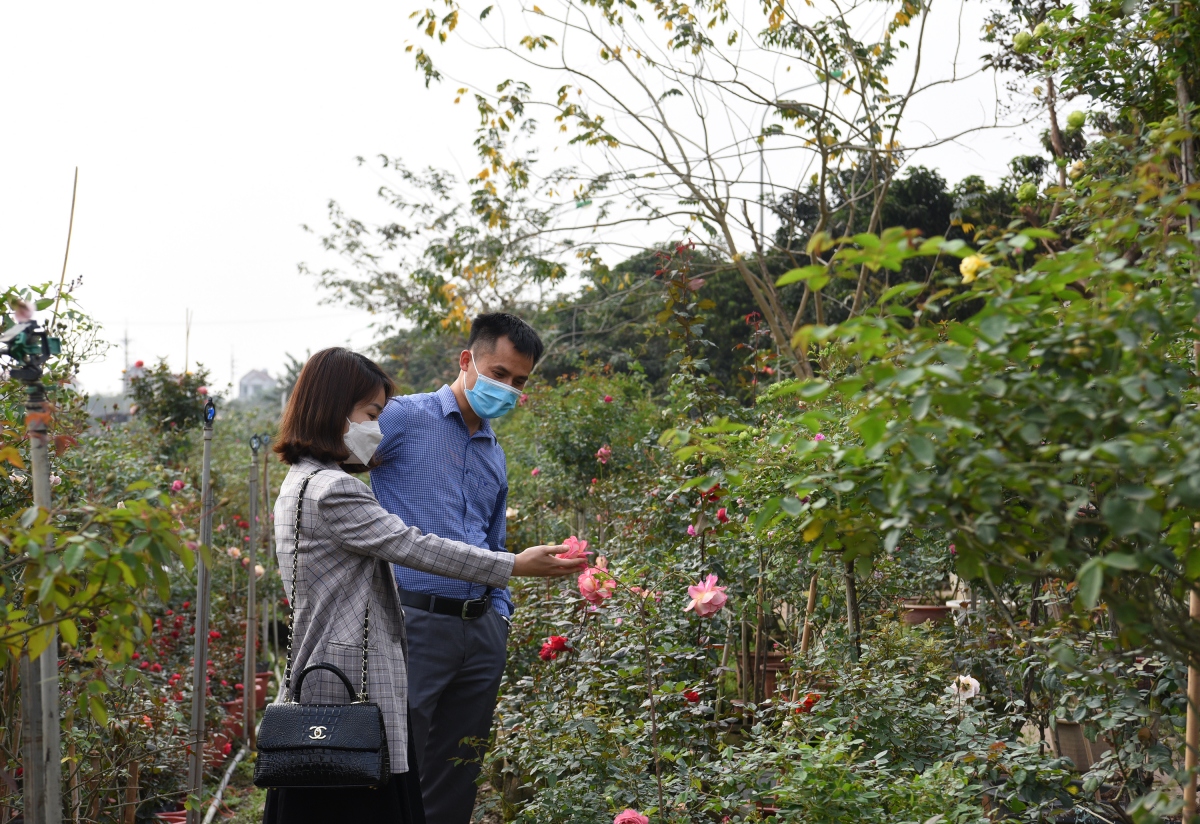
[
  {"xmin": 578, "ymin": 558, "xmax": 615, "ymax": 605},
  {"xmin": 596, "ymin": 444, "xmax": 613, "ymax": 464},
  {"xmin": 171, "ymin": 480, "xmax": 184, "ymax": 492},
  {"xmin": 813, "ymin": 433, "xmax": 826, "ymax": 442},
  {"xmin": 603, "ymin": 395, "xmax": 614, "ymax": 403},
  {"xmin": 197, "ymin": 386, "xmax": 208, "ymax": 396},
  {"xmin": 558, "ymin": 535, "xmax": 592, "ymax": 560},
  {"xmin": 531, "ymin": 467, "xmax": 541, "ymax": 477},
  {"xmin": 519, "ymin": 393, "xmax": 529, "ymax": 406},
  {"xmin": 614, "ymin": 811, "xmax": 649, "ymax": 824},
  {"xmin": 684, "ymin": 574, "xmax": 728, "ymax": 618},
  {"xmin": 687, "ymin": 524, "xmax": 698, "ymax": 537}
]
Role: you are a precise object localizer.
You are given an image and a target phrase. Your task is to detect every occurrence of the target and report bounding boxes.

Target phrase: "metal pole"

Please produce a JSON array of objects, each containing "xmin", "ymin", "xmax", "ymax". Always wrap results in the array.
[
  {"xmin": 243, "ymin": 437, "xmax": 260, "ymax": 748},
  {"xmin": 20, "ymin": 376, "xmax": 62, "ymax": 824},
  {"xmin": 260, "ymin": 436, "xmax": 272, "ymax": 653},
  {"xmin": 186, "ymin": 401, "xmax": 217, "ymax": 824}
]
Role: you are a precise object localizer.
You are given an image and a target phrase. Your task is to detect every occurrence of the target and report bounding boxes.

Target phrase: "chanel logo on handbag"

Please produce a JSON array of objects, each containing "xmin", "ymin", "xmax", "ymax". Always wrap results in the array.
[{"xmin": 308, "ymin": 725, "xmax": 329, "ymax": 740}]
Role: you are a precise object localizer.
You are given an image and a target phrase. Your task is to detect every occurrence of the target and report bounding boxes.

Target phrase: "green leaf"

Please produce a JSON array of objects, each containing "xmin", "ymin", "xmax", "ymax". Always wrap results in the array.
[
  {"xmin": 1102, "ymin": 553, "xmax": 1139, "ymax": 570},
  {"xmin": 776, "ymin": 265, "xmax": 828, "ymax": 287},
  {"xmin": 62, "ymin": 543, "xmax": 85, "ymax": 573},
  {"xmin": 853, "ymin": 413, "xmax": 887, "ymax": 448},
  {"xmin": 780, "ymin": 497, "xmax": 804, "ymax": 516},
  {"xmin": 879, "ymin": 282, "xmax": 924, "ymax": 303},
  {"xmin": 911, "ymin": 394, "xmax": 931, "ymax": 421},
  {"xmin": 88, "ymin": 695, "xmax": 109, "ymax": 726},
  {"xmin": 1076, "ymin": 558, "xmax": 1104, "ymax": 609},
  {"xmin": 908, "ymin": 436, "xmax": 935, "ymax": 466}
]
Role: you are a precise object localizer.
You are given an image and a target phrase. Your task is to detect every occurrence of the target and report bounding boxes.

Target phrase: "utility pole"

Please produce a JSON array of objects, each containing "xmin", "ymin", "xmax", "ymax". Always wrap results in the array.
[{"xmin": 185, "ymin": 400, "xmax": 217, "ymax": 824}]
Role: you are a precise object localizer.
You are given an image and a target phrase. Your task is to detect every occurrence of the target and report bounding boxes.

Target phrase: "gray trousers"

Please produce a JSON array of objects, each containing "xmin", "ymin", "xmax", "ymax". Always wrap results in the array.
[{"xmin": 403, "ymin": 605, "xmax": 509, "ymax": 824}]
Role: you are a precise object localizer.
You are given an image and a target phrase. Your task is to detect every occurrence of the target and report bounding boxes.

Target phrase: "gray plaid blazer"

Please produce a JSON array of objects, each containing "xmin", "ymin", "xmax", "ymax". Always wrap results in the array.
[{"xmin": 272, "ymin": 457, "xmax": 515, "ymax": 773}]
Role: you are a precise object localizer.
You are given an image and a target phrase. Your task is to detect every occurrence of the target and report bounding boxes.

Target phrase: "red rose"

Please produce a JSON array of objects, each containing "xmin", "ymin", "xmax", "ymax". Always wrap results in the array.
[{"xmin": 683, "ymin": 690, "xmax": 700, "ymax": 703}]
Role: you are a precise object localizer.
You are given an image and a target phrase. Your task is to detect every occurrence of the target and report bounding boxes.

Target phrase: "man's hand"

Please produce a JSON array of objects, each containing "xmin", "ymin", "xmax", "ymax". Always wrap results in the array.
[{"xmin": 512, "ymin": 544, "xmax": 588, "ymax": 577}]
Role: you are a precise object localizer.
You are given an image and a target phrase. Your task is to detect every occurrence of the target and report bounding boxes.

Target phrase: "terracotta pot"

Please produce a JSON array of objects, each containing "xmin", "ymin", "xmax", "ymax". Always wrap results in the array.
[
  {"xmin": 220, "ymin": 700, "xmax": 244, "ymax": 739},
  {"xmin": 900, "ymin": 604, "xmax": 953, "ymax": 625},
  {"xmin": 255, "ymin": 673, "xmax": 273, "ymax": 710},
  {"xmin": 206, "ymin": 731, "xmax": 231, "ymax": 769}
]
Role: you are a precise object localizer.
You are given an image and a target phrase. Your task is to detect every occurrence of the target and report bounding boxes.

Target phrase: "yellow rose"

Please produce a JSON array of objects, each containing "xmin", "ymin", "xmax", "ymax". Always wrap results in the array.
[{"xmin": 960, "ymin": 255, "xmax": 989, "ymax": 284}]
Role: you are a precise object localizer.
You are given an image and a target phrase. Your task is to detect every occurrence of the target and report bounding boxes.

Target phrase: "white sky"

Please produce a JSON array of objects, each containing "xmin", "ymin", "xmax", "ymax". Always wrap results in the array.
[{"xmin": 1, "ymin": 1, "xmax": 1040, "ymax": 397}]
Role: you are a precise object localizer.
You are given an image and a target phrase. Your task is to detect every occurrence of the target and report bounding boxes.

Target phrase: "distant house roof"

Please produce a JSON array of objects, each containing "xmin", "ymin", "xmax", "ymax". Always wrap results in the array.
[{"xmin": 239, "ymin": 369, "xmax": 276, "ymax": 399}]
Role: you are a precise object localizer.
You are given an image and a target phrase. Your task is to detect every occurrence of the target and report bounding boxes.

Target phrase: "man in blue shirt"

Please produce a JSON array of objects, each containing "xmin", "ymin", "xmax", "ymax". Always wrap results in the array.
[{"xmin": 371, "ymin": 313, "xmax": 542, "ymax": 823}]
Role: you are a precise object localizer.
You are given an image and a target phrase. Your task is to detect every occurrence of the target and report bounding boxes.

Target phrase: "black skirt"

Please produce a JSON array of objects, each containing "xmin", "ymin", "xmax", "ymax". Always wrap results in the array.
[{"xmin": 262, "ymin": 726, "xmax": 426, "ymax": 824}]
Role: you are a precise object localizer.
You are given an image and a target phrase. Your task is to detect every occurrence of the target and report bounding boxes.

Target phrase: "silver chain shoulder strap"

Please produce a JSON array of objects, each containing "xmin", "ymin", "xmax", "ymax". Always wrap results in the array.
[{"xmin": 282, "ymin": 469, "xmax": 372, "ymax": 704}]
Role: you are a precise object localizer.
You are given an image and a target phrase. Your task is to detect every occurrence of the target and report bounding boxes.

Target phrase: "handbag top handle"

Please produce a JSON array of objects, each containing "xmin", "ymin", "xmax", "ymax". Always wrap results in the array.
[{"xmin": 282, "ymin": 469, "xmax": 372, "ymax": 703}]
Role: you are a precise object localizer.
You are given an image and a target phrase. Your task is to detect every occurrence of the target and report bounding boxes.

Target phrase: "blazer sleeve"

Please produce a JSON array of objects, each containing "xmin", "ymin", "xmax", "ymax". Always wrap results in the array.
[{"xmin": 315, "ymin": 473, "xmax": 514, "ymax": 588}]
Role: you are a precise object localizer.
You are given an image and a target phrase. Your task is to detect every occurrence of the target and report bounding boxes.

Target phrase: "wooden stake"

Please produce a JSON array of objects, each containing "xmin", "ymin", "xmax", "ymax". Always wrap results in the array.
[
  {"xmin": 800, "ymin": 573, "xmax": 819, "ymax": 654},
  {"xmin": 123, "ymin": 761, "xmax": 138, "ymax": 824}
]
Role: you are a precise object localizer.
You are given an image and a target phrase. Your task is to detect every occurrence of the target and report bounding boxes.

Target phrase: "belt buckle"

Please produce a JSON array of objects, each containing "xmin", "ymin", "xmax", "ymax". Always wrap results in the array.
[{"xmin": 462, "ymin": 598, "xmax": 486, "ymax": 619}]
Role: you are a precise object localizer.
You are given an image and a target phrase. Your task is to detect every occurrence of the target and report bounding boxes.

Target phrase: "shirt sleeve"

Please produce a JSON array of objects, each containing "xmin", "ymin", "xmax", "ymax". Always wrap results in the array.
[
  {"xmin": 372, "ymin": 395, "xmax": 408, "ymax": 468},
  {"xmin": 317, "ymin": 473, "xmax": 514, "ymax": 588}
]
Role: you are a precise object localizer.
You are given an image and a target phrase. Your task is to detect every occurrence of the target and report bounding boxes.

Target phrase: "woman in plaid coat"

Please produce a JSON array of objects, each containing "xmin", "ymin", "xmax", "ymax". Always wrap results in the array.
[{"xmin": 264, "ymin": 348, "xmax": 581, "ymax": 824}]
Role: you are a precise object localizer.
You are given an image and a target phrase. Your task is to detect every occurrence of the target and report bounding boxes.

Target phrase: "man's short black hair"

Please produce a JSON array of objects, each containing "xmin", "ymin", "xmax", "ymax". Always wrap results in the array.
[{"xmin": 468, "ymin": 312, "xmax": 545, "ymax": 365}]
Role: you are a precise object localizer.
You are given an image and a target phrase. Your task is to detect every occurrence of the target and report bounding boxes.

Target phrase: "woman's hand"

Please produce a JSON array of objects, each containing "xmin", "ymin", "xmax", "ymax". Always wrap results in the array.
[{"xmin": 512, "ymin": 544, "xmax": 588, "ymax": 577}]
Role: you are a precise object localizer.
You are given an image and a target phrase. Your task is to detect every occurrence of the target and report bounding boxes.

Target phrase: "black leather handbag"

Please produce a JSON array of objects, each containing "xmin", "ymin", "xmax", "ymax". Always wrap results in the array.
[{"xmin": 253, "ymin": 471, "xmax": 391, "ymax": 789}]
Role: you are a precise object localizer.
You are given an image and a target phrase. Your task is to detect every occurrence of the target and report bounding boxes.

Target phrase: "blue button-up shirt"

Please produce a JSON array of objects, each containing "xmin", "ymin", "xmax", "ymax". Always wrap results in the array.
[{"xmin": 370, "ymin": 385, "xmax": 513, "ymax": 617}]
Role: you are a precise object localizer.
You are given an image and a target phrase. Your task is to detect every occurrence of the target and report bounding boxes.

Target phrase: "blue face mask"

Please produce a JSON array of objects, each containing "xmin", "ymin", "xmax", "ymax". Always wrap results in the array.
[{"xmin": 464, "ymin": 354, "xmax": 522, "ymax": 420}]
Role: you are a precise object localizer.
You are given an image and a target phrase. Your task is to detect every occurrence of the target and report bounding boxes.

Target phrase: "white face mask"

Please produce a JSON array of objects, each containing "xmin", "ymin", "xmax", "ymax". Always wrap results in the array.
[{"xmin": 344, "ymin": 418, "xmax": 383, "ymax": 466}]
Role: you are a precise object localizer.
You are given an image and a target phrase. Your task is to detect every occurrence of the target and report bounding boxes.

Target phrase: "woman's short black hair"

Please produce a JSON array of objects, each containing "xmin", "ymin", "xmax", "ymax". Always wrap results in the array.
[
  {"xmin": 467, "ymin": 313, "xmax": 544, "ymax": 365},
  {"xmin": 274, "ymin": 348, "xmax": 395, "ymax": 466}
]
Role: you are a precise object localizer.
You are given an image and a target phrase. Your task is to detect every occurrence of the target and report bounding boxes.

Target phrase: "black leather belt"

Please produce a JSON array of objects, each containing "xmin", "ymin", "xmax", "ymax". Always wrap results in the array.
[{"xmin": 398, "ymin": 590, "xmax": 490, "ymax": 620}]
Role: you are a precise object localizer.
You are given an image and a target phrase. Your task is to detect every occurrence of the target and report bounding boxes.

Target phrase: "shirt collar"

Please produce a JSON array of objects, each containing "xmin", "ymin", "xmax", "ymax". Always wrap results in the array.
[{"xmin": 436, "ymin": 384, "xmax": 497, "ymax": 442}]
